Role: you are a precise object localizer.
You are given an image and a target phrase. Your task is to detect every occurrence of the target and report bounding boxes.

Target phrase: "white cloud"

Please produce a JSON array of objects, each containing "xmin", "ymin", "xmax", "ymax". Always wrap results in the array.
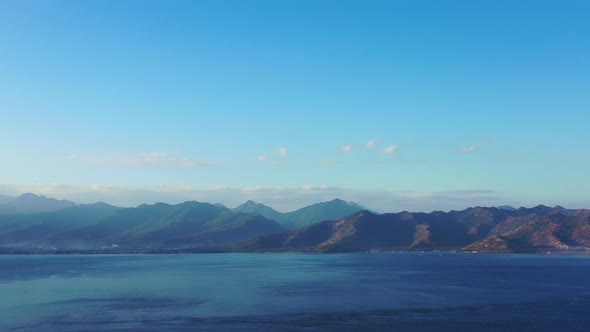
[
  {"xmin": 365, "ymin": 139, "xmax": 378, "ymax": 149},
  {"xmin": 382, "ymin": 145, "xmax": 398, "ymax": 155},
  {"xmin": 258, "ymin": 155, "xmax": 267, "ymax": 161},
  {"xmin": 340, "ymin": 145, "xmax": 353, "ymax": 153},
  {"xmin": 461, "ymin": 143, "xmax": 483, "ymax": 153},
  {"xmin": 67, "ymin": 152, "xmax": 213, "ymax": 168},
  {"xmin": 276, "ymin": 147, "xmax": 287, "ymax": 156}
]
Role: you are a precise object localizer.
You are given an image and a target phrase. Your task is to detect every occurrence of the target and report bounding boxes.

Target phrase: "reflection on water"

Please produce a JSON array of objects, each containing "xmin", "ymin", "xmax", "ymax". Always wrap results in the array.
[{"xmin": 1, "ymin": 253, "xmax": 589, "ymax": 331}]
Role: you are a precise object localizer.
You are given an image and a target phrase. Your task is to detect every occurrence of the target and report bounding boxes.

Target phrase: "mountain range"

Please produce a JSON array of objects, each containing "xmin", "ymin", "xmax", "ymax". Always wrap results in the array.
[
  {"xmin": 238, "ymin": 206, "xmax": 590, "ymax": 253},
  {"xmin": 0, "ymin": 193, "xmax": 588, "ymax": 253},
  {"xmin": 0, "ymin": 199, "xmax": 285, "ymax": 250}
]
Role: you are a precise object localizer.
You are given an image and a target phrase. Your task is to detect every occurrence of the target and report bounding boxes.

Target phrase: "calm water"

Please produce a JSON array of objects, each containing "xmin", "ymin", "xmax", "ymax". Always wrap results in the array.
[{"xmin": 1, "ymin": 253, "xmax": 589, "ymax": 331}]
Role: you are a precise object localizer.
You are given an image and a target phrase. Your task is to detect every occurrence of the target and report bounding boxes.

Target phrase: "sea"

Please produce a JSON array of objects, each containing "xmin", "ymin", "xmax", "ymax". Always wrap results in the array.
[{"xmin": 1, "ymin": 252, "xmax": 589, "ymax": 331}]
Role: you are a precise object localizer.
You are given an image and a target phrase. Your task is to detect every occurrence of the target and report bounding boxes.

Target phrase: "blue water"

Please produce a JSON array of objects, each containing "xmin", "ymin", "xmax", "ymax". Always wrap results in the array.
[{"xmin": 1, "ymin": 253, "xmax": 589, "ymax": 331}]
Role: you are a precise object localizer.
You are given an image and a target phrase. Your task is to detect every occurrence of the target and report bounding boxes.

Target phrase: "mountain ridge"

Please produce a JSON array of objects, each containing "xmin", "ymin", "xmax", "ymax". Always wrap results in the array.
[
  {"xmin": 232, "ymin": 198, "xmax": 366, "ymax": 230},
  {"xmin": 0, "ymin": 193, "xmax": 589, "ymax": 253},
  {"xmin": 0, "ymin": 193, "xmax": 76, "ymax": 215},
  {"xmin": 0, "ymin": 199, "xmax": 286, "ymax": 250},
  {"xmin": 236, "ymin": 206, "xmax": 590, "ymax": 253}
]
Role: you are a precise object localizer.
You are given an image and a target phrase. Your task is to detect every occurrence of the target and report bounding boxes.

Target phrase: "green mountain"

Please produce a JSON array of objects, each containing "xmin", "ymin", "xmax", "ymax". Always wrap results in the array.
[
  {"xmin": 43, "ymin": 201, "xmax": 285, "ymax": 249},
  {"xmin": 0, "ymin": 202, "xmax": 121, "ymax": 247}
]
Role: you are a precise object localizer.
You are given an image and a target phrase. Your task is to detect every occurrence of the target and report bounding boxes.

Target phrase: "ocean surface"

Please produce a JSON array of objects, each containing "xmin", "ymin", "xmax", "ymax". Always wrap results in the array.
[{"xmin": 1, "ymin": 253, "xmax": 589, "ymax": 331}]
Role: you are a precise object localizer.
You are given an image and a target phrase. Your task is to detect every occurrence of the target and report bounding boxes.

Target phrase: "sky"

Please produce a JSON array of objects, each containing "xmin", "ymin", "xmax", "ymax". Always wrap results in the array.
[{"xmin": 1, "ymin": 0, "xmax": 589, "ymax": 212}]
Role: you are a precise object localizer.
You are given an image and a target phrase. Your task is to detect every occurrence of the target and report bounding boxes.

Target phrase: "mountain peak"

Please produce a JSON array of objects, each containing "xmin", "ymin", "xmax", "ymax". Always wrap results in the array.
[
  {"xmin": 326, "ymin": 198, "xmax": 350, "ymax": 204},
  {"xmin": 233, "ymin": 200, "xmax": 281, "ymax": 221},
  {"xmin": 15, "ymin": 193, "xmax": 43, "ymax": 200},
  {"xmin": 239, "ymin": 200, "xmax": 262, "ymax": 207},
  {"xmin": 80, "ymin": 202, "xmax": 116, "ymax": 208},
  {"xmin": 530, "ymin": 204, "xmax": 562, "ymax": 214},
  {"xmin": 235, "ymin": 200, "xmax": 271, "ymax": 210},
  {"xmin": 321, "ymin": 198, "xmax": 363, "ymax": 208}
]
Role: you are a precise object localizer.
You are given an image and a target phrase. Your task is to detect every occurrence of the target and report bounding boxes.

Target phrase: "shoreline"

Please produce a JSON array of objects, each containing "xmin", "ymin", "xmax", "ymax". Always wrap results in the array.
[{"xmin": 1, "ymin": 247, "xmax": 588, "ymax": 255}]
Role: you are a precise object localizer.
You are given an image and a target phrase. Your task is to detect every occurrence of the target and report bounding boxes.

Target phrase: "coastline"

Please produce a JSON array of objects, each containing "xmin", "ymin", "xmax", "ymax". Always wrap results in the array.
[{"xmin": 1, "ymin": 247, "xmax": 588, "ymax": 255}]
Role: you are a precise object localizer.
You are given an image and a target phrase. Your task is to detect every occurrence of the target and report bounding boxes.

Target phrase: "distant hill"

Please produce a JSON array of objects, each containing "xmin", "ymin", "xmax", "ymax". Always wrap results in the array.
[
  {"xmin": 233, "ymin": 198, "xmax": 366, "ymax": 230},
  {"xmin": 0, "ymin": 193, "xmax": 76, "ymax": 215},
  {"xmin": 236, "ymin": 206, "xmax": 590, "ymax": 253},
  {"xmin": 0, "ymin": 202, "xmax": 121, "ymax": 248},
  {"xmin": 0, "ymin": 200, "xmax": 286, "ymax": 250}
]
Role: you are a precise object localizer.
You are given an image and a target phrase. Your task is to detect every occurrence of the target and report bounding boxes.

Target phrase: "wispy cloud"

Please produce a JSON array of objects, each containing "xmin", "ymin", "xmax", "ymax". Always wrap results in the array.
[
  {"xmin": 365, "ymin": 139, "xmax": 378, "ymax": 149},
  {"xmin": 258, "ymin": 155, "xmax": 267, "ymax": 161},
  {"xmin": 66, "ymin": 152, "xmax": 213, "ymax": 168},
  {"xmin": 461, "ymin": 142, "xmax": 484, "ymax": 154},
  {"xmin": 382, "ymin": 145, "xmax": 398, "ymax": 155},
  {"xmin": 276, "ymin": 147, "xmax": 287, "ymax": 156},
  {"xmin": 340, "ymin": 145, "xmax": 353, "ymax": 153}
]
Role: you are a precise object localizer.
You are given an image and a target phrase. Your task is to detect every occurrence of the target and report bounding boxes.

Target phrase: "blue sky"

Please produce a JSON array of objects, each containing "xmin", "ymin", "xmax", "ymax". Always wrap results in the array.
[{"xmin": 1, "ymin": 1, "xmax": 589, "ymax": 211}]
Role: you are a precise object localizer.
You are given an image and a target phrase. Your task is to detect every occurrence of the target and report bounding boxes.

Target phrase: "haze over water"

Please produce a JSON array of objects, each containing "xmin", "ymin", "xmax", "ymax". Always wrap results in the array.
[{"xmin": 1, "ymin": 253, "xmax": 589, "ymax": 331}]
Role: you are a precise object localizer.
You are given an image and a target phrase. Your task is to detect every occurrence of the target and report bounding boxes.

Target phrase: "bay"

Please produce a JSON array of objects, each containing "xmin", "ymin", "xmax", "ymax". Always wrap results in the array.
[{"xmin": 1, "ymin": 252, "xmax": 589, "ymax": 331}]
